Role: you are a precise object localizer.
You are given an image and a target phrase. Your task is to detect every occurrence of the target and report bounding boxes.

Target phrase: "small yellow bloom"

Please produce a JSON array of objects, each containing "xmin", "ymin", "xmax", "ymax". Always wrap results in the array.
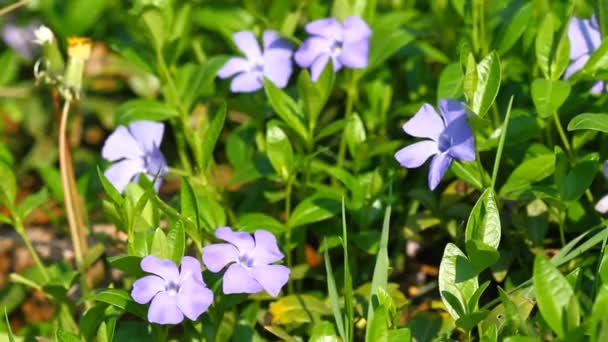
[{"xmin": 67, "ymin": 37, "xmax": 92, "ymax": 61}]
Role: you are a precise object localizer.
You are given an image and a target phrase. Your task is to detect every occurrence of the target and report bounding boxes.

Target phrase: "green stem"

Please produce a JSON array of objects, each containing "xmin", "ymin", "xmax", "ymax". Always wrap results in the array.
[
  {"xmin": 558, "ymin": 211, "xmax": 567, "ymax": 247},
  {"xmin": 491, "ymin": 97, "xmax": 514, "ymax": 190},
  {"xmin": 336, "ymin": 71, "xmax": 358, "ymax": 171},
  {"xmin": 478, "ymin": 0, "xmax": 487, "ymax": 56},
  {"xmin": 14, "ymin": 217, "xmax": 49, "ymax": 281},
  {"xmin": 475, "ymin": 149, "xmax": 488, "ymax": 188},
  {"xmin": 285, "ymin": 179, "xmax": 294, "ymax": 294},
  {"xmin": 553, "ymin": 111, "xmax": 573, "ymax": 159}
]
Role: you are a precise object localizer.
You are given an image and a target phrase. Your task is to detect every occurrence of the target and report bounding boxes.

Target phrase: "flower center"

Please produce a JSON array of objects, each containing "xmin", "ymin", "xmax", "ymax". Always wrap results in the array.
[
  {"xmin": 438, "ymin": 132, "xmax": 452, "ymax": 153},
  {"xmin": 330, "ymin": 41, "xmax": 343, "ymax": 56},
  {"xmin": 165, "ymin": 281, "xmax": 180, "ymax": 296},
  {"xmin": 238, "ymin": 254, "xmax": 254, "ymax": 268}
]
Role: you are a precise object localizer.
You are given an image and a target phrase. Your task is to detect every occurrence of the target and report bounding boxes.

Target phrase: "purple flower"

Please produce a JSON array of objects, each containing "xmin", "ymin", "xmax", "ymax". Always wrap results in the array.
[
  {"xmin": 295, "ymin": 16, "xmax": 371, "ymax": 81},
  {"xmin": 131, "ymin": 256, "xmax": 214, "ymax": 325},
  {"xmin": 565, "ymin": 16, "xmax": 605, "ymax": 94},
  {"xmin": 1, "ymin": 20, "xmax": 40, "ymax": 60},
  {"xmin": 101, "ymin": 120, "xmax": 168, "ymax": 193},
  {"xmin": 202, "ymin": 227, "xmax": 290, "ymax": 297},
  {"xmin": 394, "ymin": 99, "xmax": 475, "ymax": 190},
  {"xmin": 217, "ymin": 30, "xmax": 294, "ymax": 93}
]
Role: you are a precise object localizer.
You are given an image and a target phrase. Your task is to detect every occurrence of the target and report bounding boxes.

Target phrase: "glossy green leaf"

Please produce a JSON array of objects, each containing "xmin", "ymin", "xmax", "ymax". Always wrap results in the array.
[
  {"xmin": 288, "ymin": 196, "xmax": 340, "ymax": 228},
  {"xmin": 297, "ymin": 63, "xmax": 334, "ymax": 129},
  {"xmin": 310, "ymin": 321, "xmax": 339, "ymax": 342},
  {"xmin": 533, "ymin": 255, "xmax": 578, "ymax": 338},
  {"xmin": 472, "ymin": 51, "xmax": 501, "ymax": 118},
  {"xmin": 115, "ymin": 99, "xmax": 179, "ymax": 125},
  {"xmin": 107, "ymin": 255, "xmax": 145, "ymax": 278},
  {"xmin": 437, "ymin": 63, "xmax": 464, "ymax": 100},
  {"xmin": 388, "ymin": 328, "xmax": 412, "ymax": 342},
  {"xmin": 438, "ymin": 243, "xmax": 479, "ymax": 320},
  {"xmin": 237, "ymin": 213, "xmax": 284, "ymax": 234},
  {"xmin": 345, "ymin": 113, "xmax": 366, "ymax": 157},
  {"xmin": 560, "ymin": 153, "xmax": 599, "ymax": 202},
  {"xmin": 166, "ymin": 220, "xmax": 185, "ymax": 263},
  {"xmin": 531, "ymin": 79, "xmax": 570, "ymax": 118},
  {"xmin": 263, "ymin": 78, "xmax": 309, "ymax": 144},
  {"xmin": 324, "ymin": 240, "xmax": 346, "ymax": 342},
  {"xmin": 568, "ymin": 113, "xmax": 608, "ymax": 133},
  {"xmin": 97, "ymin": 166, "xmax": 123, "ymax": 206},
  {"xmin": 535, "ymin": 15, "xmax": 554, "ymax": 78},
  {"xmin": 266, "ymin": 122, "xmax": 294, "ymax": 180},
  {"xmin": 496, "ymin": 3, "xmax": 533, "ymax": 54},
  {"xmin": 83, "ymin": 289, "xmax": 146, "ymax": 319},
  {"xmin": 499, "ymin": 154, "xmax": 555, "ymax": 199},
  {"xmin": 150, "ymin": 228, "xmax": 169, "ymax": 259},
  {"xmin": 465, "ymin": 188, "xmax": 501, "ymax": 249},
  {"xmin": 582, "ymin": 39, "xmax": 608, "ymax": 76}
]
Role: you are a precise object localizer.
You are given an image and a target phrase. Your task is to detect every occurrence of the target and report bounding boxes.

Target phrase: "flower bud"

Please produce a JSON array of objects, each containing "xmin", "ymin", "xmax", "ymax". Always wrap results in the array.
[
  {"xmin": 32, "ymin": 25, "xmax": 64, "ymax": 75},
  {"xmin": 63, "ymin": 37, "xmax": 92, "ymax": 99}
]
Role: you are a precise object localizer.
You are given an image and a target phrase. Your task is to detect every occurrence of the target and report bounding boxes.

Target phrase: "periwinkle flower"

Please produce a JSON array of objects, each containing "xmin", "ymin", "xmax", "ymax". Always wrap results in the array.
[
  {"xmin": 101, "ymin": 120, "xmax": 168, "ymax": 193},
  {"xmin": 1, "ymin": 20, "xmax": 40, "ymax": 60},
  {"xmin": 202, "ymin": 227, "xmax": 290, "ymax": 297},
  {"xmin": 295, "ymin": 16, "xmax": 371, "ymax": 81},
  {"xmin": 217, "ymin": 30, "xmax": 294, "ymax": 93},
  {"xmin": 394, "ymin": 99, "xmax": 475, "ymax": 190},
  {"xmin": 566, "ymin": 16, "xmax": 605, "ymax": 94},
  {"xmin": 131, "ymin": 256, "xmax": 213, "ymax": 325}
]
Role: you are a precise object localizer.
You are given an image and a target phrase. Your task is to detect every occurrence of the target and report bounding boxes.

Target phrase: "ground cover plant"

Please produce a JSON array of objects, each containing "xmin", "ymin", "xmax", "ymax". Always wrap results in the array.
[{"xmin": 2, "ymin": 0, "xmax": 608, "ymax": 341}]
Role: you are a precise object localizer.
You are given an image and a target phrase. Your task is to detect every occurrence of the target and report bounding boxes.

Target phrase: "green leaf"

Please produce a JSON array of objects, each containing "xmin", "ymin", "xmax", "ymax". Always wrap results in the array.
[
  {"xmin": 166, "ymin": 220, "xmax": 185, "ymax": 263},
  {"xmin": 263, "ymin": 78, "xmax": 309, "ymax": 144},
  {"xmin": 365, "ymin": 203, "xmax": 391, "ymax": 341},
  {"xmin": 531, "ymin": 79, "xmax": 570, "ymax": 118},
  {"xmin": 115, "ymin": 99, "xmax": 179, "ymax": 125},
  {"xmin": 83, "ymin": 289, "xmax": 146, "ymax": 319},
  {"xmin": 141, "ymin": 8, "xmax": 166, "ymax": 51},
  {"xmin": 367, "ymin": 25, "xmax": 414, "ymax": 72},
  {"xmin": 200, "ymin": 102, "xmax": 226, "ymax": 171},
  {"xmin": 310, "ymin": 321, "xmax": 340, "ymax": 342},
  {"xmin": 180, "ymin": 177, "xmax": 201, "ymax": 241},
  {"xmin": 150, "ymin": 228, "xmax": 169, "ymax": 259},
  {"xmin": 451, "ymin": 161, "xmax": 487, "ymax": 191},
  {"xmin": 560, "ymin": 153, "xmax": 599, "ymax": 202},
  {"xmin": 465, "ymin": 188, "xmax": 501, "ymax": 249},
  {"xmin": 463, "ymin": 53, "xmax": 478, "ymax": 103},
  {"xmin": 16, "ymin": 188, "xmax": 48, "ymax": 220},
  {"xmin": 456, "ymin": 311, "xmax": 488, "ymax": 332},
  {"xmin": 582, "ymin": 39, "xmax": 608, "ymax": 76},
  {"xmin": 297, "ymin": 63, "xmax": 334, "ymax": 129},
  {"xmin": 496, "ymin": 3, "xmax": 533, "ymax": 54},
  {"xmin": 437, "ymin": 63, "xmax": 464, "ymax": 100},
  {"xmin": 438, "ymin": 243, "xmax": 479, "ymax": 320},
  {"xmin": 236, "ymin": 213, "xmax": 284, "ymax": 234},
  {"xmin": 324, "ymin": 240, "xmax": 346, "ymax": 342},
  {"xmin": 388, "ymin": 328, "xmax": 412, "ymax": 342},
  {"xmin": 551, "ymin": 29, "xmax": 570, "ymax": 80},
  {"xmin": 266, "ymin": 122, "xmax": 294, "ymax": 180},
  {"xmin": 535, "ymin": 15, "xmax": 554, "ymax": 78},
  {"xmin": 0, "ymin": 160, "xmax": 16, "ymax": 209},
  {"xmin": 465, "ymin": 240, "xmax": 500, "ymax": 274},
  {"xmin": 176, "ymin": 57, "xmax": 227, "ymax": 110},
  {"xmin": 97, "ymin": 166, "xmax": 123, "ymax": 206},
  {"xmin": 568, "ymin": 113, "xmax": 608, "ymax": 133},
  {"xmin": 472, "ymin": 52, "xmax": 501, "ymax": 118},
  {"xmin": 107, "ymin": 255, "xmax": 145, "ymax": 278},
  {"xmin": 499, "ymin": 154, "xmax": 555, "ymax": 199},
  {"xmin": 80, "ymin": 303, "xmax": 108, "ymax": 341},
  {"xmin": 345, "ymin": 113, "xmax": 367, "ymax": 158},
  {"xmin": 289, "ymin": 196, "xmax": 340, "ymax": 228},
  {"xmin": 3, "ymin": 308, "xmax": 15, "ymax": 342},
  {"xmin": 533, "ymin": 255, "xmax": 578, "ymax": 338}
]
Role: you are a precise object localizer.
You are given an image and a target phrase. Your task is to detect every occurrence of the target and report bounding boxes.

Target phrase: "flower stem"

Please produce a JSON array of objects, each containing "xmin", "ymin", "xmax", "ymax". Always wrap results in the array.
[
  {"xmin": 0, "ymin": 0, "xmax": 29, "ymax": 16},
  {"xmin": 336, "ymin": 71, "xmax": 358, "ymax": 171},
  {"xmin": 13, "ymin": 216, "xmax": 49, "ymax": 281},
  {"xmin": 59, "ymin": 100, "xmax": 86, "ymax": 275},
  {"xmin": 490, "ymin": 97, "xmax": 514, "ymax": 190},
  {"xmin": 553, "ymin": 111, "xmax": 573, "ymax": 159}
]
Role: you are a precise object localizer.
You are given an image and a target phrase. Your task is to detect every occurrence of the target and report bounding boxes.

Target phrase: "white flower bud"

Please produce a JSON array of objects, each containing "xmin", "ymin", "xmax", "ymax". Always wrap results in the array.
[{"xmin": 32, "ymin": 25, "xmax": 54, "ymax": 45}]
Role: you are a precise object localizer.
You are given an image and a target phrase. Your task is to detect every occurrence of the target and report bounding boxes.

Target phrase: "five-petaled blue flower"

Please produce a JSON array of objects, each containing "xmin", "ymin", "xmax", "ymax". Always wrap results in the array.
[
  {"xmin": 295, "ymin": 16, "xmax": 371, "ymax": 81},
  {"xmin": 566, "ymin": 15, "xmax": 605, "ymax": 94},
  {"xmin": 395, "ymin": 99, "xmax": 475, "ymax": 190},
  {"xmin": 217, "ymin": 30, "xmax": 294, "ymax": 93},
  {"xmin": 131, "ymin": 256, "xmax": 214, "ymax": 325},
  {"xmin": 101, "ymin": 120, "xmax": 168, "ymax": 193}
]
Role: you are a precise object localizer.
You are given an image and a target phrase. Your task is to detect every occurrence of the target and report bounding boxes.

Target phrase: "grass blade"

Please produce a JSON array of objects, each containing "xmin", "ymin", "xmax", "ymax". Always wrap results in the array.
[{"xmin": 324, "ymin": 238, "xmax": 346, "ymax": 341}]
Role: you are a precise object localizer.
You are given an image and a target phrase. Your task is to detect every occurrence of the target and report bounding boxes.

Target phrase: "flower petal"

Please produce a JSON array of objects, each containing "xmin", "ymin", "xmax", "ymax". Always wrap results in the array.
[
  {"xmin": 141, "ymin": 255, "xmax": 180, "ymax": 283},
  {"xmin": 142, "ymin": 147, "xmax": 168, "ymax": 184},
  {"xmin": 233, "ymin": 30, "xmax": 262, "ymax": 61},
  {"xmin": 101, "ymin": 126, "xmax": 144, "ymax": 161},
  {"xmin": 595, "ymin": 194, "xmax": 608, "ymax": 214},
  {"xmin": 250, "ymin": 230, "xmax": 284, "ymax": 265},
  {"xmin": 180, "ymin": 256, "xmax": 203, "ymax": 283},
  {"xmin": 215, "ymin": 226, "xmax": 255, "ymax": 253},
  {"xmin": 230, "ymin": 71, "xmax": 263, "ymax": 93},
  {"xmin": 564, "ymin": 54, "xmax": 589, "ymax": 79},
  {"xmin": 591, "ymin": 80, "xmax": 605, "ymax": 95},
  {"xmin": 438, "ymin": 99, "xmax": 467, "ymax": 126},
  {"xmin": 222, "ymin": 264, "xmax": 263, "ymax": 294},
  {"xmin": 251, "ymin": 264, "xmax": 290, "ymax": 297},
  {"xmin": 263, "ymin": 30, "xmax": 293, "ymax": 50},
  {"xmin": 343, "ymin": 16, "xmax": 372, "ymax": 42},
  {"xmin": 131, "ymin": 275, "xmax": 165, "ymax": 304},
  {"xmin": 294, "ymin": 37, "xmax": 332, "ymax": 68},
  {"xmin": 147, "ymin": 292, "xmax": 183, "ymax": 325},
  {"xmin": 263, "ymin": 49, "xmax": 293, "ymax": 88},
  {"xmin": 305, "ymin": 18, "xmax": 343, "ymax": 39},
  {"xmin": 127, "ymin": 121, "xmax": 164, "ymax": 153},
  {"xmin": 103, "ymin": 158, "xmax": 145, "ymax": 193},
  {"xmin": 394, "ymin": 140, "xmax": 439, "ymax": 168},
  {"xmin": 443, "ymin": 115, "xmax": 475, "ymax": 162},
  {"xmin": 202, "ymin": 243, "xmax": 239, "ymax": 272},
  {"xmin": 217, "ymin": 57, "xmax": 250, "ymax": 79},
  {"xmin": 428, "ymin": 153, "xmax": 453, "ymax": 190},
  {"xmin": 339, "ymin": 38, "xmax": 369, "ymax": 68},
  {"xmin": 311, "ymin": 53, "xmax": 332, "ymax": 82},
  {"xmin": 568, "ymin": 17, "xmax": 601, "ymax": 60},
  {"xmin": 403, "ymin": 104, "xmax": 445, "ymax": 141},
  {"xmin": 176, "ymin": 277, "xmax": 213, "ymax": 320}
]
